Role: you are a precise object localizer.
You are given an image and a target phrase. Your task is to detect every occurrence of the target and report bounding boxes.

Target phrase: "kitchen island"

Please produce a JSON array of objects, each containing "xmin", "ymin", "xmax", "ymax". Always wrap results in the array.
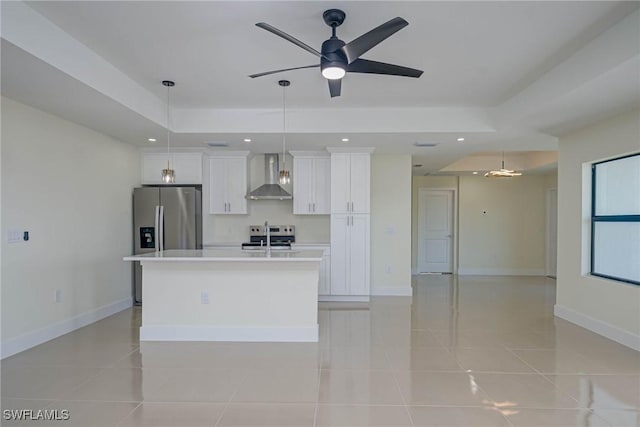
[{"xmin": 123, "ymin": 249, "xmax": 323, "ymax": 342}]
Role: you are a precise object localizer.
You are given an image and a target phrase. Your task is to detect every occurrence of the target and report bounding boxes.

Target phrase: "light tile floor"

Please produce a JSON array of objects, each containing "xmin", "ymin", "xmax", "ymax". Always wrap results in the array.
[{"xmin": 2, "ymin": 275, "xmax": 639, "ymax": 426}]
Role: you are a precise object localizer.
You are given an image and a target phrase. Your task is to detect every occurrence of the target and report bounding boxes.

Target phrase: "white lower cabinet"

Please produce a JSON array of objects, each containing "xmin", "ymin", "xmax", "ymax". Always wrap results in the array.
[
  {"xmin": 330, "ymin": 214, "xmax": 370, "ymax": 300},
  {"xmin": 320, "ymin": 249, "xmax": 331, "ymax": 296},
  {"xmin": 292, "ymin": 245, "xmax": 331, "ymax": 296}
]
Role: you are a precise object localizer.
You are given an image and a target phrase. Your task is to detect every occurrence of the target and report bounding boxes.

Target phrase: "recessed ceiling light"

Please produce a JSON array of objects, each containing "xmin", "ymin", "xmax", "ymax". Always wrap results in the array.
[
  {"xmin": 457, "ymin": 137, "xmax": 465, "ymax": 142},
  {"xmin": 147, "ymin": 138, "xmax": 156, "ymax": 142},
  {"xmin": 341, "ymin": 138, "xmax": 349, "ymax": 142},
  {"xmin": 243, "ymin": 138, "xmax": 252, "ymax": 143},
  {"xmin": 473, "ymin": 171, "xmax": 478, "ymax": 175}
]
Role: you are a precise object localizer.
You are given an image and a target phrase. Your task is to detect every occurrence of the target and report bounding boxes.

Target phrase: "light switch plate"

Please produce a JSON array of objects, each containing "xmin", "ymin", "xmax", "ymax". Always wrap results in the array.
[{"xmin": 7, "ymin": 229, "xmax": 22, "ymax": 243}]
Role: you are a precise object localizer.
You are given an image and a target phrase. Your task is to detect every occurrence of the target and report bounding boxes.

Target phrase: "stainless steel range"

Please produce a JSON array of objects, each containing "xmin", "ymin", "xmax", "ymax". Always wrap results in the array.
[{"xmin": 241, "ymin": 224, "xmax": 295, "ymax": 250}]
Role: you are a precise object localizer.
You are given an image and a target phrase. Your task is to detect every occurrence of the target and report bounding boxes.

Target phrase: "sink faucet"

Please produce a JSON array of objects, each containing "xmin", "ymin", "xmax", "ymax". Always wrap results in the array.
[{"xmin": 264, "ymin": 220, "xmax": 271, "ymax": 252}]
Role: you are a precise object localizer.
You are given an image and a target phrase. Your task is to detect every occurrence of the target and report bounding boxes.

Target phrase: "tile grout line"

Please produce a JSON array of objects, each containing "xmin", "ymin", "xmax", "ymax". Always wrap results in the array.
[
  {"xmin": 504, "ymin": 346, "xmax": 584, "ymax": 410},
  {"xmin": 384, "ymin": 346, "xmax": 416, "ymax": 427},
  {"xmin": 447, "ymin": 345, "xmax": 516, "ymax": 426},
  {"xmin": 213, "ymin": 369, "xmax": 249, "ymax": 427},
  {"xmin": 312, "ymin": 365, "xmax": 322, "ymax": 427},
  {"xmin": 114, "ymin": 401, "xmax": 142, "ymax": 427}
]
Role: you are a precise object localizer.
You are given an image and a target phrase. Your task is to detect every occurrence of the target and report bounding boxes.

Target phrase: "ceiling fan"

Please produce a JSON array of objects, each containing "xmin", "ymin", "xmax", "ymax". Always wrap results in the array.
[{"xmin": 249, "ymin": 9, "xmax": 423, "ymax": 97}]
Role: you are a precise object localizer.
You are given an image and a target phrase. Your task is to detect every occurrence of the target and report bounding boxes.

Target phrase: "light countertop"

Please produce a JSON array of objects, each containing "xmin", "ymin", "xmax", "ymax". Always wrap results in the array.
[{"xmin": 124, "ymin": 249, "xmax": 323, "ymax": 262}]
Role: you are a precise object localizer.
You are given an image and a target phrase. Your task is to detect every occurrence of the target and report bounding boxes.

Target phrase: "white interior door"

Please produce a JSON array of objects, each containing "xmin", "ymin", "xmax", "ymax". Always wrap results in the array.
[
  {"xmin": 418, "ymin": 190, "xmax": 454, "ymax": 273},
  {"xmin": 546, "ymin": 188, "xmax": 558, "ymax": 277}
]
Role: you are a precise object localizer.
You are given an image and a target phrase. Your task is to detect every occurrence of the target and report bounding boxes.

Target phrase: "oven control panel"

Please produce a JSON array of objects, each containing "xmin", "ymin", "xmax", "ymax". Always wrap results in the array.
[{"xmin": 249, "ymin": 225, "xmax": 295, "ymax": 236}]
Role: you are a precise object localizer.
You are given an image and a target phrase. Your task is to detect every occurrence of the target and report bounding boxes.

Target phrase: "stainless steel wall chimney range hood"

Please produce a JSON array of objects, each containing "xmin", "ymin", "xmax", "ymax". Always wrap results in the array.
[{"xmin": 246, "ymin": 154, "xmax": 292, "ymax": 200}]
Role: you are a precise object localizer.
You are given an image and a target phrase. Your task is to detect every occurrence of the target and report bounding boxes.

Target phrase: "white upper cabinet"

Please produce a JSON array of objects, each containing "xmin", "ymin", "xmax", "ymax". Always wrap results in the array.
[
  {"xmin": 209, "ymin": 153, "xmax": 248, "ymax": 214},
  {"xmin": 330, "ymin": 151, "xmax": 371, "ymax": 214},
  {"xmin": 291, "ymin": 153, "xmax": 330, "ymax": 215},
  {"xmin": 142, "ymin": 152, "xmax": 203, "ymax": 185}
]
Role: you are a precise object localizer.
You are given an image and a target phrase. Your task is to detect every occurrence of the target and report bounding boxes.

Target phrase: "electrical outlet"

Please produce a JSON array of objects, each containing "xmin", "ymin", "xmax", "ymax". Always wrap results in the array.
[
  {"xmin": 55, "ymin": 289, "xmax": 62, "ymax": 303},
  {"xmin": 200, "ymin": 291, "xmax": 210, "ymax": 304}
]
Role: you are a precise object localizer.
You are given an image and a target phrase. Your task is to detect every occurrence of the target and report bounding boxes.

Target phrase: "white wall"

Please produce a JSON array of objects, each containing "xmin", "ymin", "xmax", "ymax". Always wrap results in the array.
[
  {"xmin": 1, "ymin": 97, "xmax": 140, "ymax": 357},
  {"xmin": 371, "ymin": 155, "xmax": 412, "ymax": 295},
  {"xmin": 458, "ymin": 175, "xmax": 547, "ymax": 275},
  {"xmin": 202, "ymin": 154, "xmax": 330, "ymax": 244},
  {"xmin": 556, "ymin": 108, "xmax": 640, "ymax": 350},
  {"xmin": 411, "ymin": 174, "xmax": 550, "ymax": 275}
]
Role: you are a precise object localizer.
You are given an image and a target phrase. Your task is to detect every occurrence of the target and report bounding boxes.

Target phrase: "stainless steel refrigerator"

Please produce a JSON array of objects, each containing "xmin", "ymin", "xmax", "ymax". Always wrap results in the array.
[{"xmin": 132, "ymin": 186, "xmax": 202, "ymax": 303}]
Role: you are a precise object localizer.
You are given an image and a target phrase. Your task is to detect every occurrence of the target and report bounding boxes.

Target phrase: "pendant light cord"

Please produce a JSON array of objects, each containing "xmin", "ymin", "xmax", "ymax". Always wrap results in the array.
[
  {"xmin": 166, "ymin": 84, "xmax": 171, "ymax": 166},
  {"xmin": 282, "ymin": 83, "xmax": 286, "ymax": 169}
]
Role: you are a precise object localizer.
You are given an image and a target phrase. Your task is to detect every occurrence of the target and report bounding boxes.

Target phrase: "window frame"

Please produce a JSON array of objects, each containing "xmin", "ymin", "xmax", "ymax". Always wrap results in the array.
[{"xmin": 590, "ymin": 152, "xmax": 640, "ymax": 285}]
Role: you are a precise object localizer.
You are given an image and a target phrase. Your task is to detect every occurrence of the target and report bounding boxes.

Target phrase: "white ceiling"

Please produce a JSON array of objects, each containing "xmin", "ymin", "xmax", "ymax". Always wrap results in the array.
[{"xmin": 2, "ymin": 1, "xmax": 639, "ymax": 175}]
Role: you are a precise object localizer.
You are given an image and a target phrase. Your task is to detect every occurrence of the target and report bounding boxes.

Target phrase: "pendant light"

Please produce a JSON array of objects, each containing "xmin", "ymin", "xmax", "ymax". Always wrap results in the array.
[
  {"xmin": 161, "ymin": 80, "xmax": 176, "ymax": 184},
  {"xmin": 484, "ymin": 151, "xmax": 522, "ymax": 178},
  {"xmin": 278, "ymin": 79, "xmax": 291, "ymax": 185}
]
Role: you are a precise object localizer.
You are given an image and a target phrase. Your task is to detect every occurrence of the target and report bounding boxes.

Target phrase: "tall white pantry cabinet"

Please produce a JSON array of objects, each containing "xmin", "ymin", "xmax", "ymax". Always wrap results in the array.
[{"xmin": 328, "ymin": 149, "xmax": 373, "ymax": 301}]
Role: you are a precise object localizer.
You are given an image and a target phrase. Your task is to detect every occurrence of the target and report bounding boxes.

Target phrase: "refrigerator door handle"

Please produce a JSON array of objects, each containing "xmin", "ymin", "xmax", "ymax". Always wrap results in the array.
[
  {"xmin": 159, "ymin": 205, "xmax": 165, "ymax": 252},
  {"xmin": 154, "ymin": 205, "xmax": 160, "ymax": 251}
]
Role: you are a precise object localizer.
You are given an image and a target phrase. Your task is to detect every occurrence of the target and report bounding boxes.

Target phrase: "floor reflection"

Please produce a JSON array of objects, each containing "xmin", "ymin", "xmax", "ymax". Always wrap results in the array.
[{"xmin": 1, "ymin": 275, "xmax": 638, "ymax": 426}]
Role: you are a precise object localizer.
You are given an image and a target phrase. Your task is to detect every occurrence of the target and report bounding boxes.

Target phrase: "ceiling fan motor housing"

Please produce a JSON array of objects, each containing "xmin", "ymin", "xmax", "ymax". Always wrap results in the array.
[{"xmin": 321, "ymin": 38, "xmax": 347, "ymax": 75}]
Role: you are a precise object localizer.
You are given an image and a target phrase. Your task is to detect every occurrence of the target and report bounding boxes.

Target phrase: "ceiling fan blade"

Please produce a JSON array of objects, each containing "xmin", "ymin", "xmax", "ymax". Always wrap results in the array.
[
  {"xmin": 256, "ymin": 23, "xmax": 327, "ymax": 59},
  {"xmin": 249, "ymin": 64, "xmax": 319, "ymax": 79},
  {"xmin": 341, "ymin": 17, "xmax": 408, "ymax": 63},
  {"xmin": 328, "ymin": 79, "xmax": 342, "ymax": 98},
  {"xmin": 347, "ymin": 59, "xmax": 423, "ymax": 78}
]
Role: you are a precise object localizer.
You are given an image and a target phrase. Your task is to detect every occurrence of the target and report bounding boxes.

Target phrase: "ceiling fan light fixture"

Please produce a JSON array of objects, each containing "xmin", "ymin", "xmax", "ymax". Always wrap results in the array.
[
  {"xmin": 322, "ymin": 66, "xmax": 346, "ymax": 80},
  {"xmin": 251, "ymin": 10, "xmax": 421, "ymax": 97}
]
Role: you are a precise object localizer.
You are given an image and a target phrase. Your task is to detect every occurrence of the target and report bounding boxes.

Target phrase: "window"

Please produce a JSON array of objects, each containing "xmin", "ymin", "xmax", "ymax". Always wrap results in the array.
[{"xmin": 591, "ymin": 153, "xmax": 640, "ymax": 285}]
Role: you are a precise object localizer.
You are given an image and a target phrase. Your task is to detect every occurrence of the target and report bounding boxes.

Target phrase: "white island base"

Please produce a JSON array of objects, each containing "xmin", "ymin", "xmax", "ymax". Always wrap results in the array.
[{"xmin": 124, "ymin": 249, "xmax": 322, "ymax": 342}]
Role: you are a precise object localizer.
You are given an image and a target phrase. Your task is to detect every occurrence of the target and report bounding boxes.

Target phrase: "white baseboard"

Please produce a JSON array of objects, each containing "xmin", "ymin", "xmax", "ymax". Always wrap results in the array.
[
  {"xmin": 140, "ymin": 324, "xmax": 319, "ymax": 342},
  {"xmin": 457, "ymin": 268, "xmax": 545, "ymax": 276},
  {"xmin": 318, "ymin": 295, "xmax": 370, "ymax": 302},
  {"xmin": 554, "ymin": 304, "xmax": 640, "ymax": 351},
  {"xmin": 370, "ymin": 286, "xmax": 413, "ymax": 296},
  {"xmin": 1, "ymin": 297, "xmax": 133, "ymax": 359}
]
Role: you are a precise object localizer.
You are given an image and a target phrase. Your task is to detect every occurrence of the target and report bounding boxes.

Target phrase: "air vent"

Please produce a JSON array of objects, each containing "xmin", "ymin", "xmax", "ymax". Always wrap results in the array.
[
  {"xmin": 414, "ymin": 142, "xmax": 439, "ymax": 147},
  {"xmin": 205, "ymin": 141, "xmax": 229, "ymax": 147}
]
